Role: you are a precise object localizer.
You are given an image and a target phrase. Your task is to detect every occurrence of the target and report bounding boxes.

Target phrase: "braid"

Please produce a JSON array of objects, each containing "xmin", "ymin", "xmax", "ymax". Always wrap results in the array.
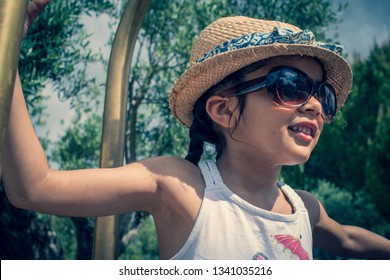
[
  {"xmin": 185, "ymin": 93, "xmax": 218, "ymax": 165},
  {"xmin": 185, "ymin": 122, "xmax": 205, "ymax": 165}
]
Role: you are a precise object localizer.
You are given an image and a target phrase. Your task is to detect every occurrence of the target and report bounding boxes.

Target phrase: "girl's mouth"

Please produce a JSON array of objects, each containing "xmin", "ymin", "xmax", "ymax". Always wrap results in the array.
[
  {"xmin": 288, "ymin": 126, "xmax": 314, "ymax": 137},
  {"xmin": 288, "ymin": 122, "xmax": 318, "ymax": 142}
]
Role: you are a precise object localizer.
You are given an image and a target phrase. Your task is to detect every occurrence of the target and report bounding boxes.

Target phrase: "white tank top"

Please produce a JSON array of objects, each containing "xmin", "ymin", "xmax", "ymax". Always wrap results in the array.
[{"xmin": 171, "ymin": 160, "xmax": 313, "ymax": 260}]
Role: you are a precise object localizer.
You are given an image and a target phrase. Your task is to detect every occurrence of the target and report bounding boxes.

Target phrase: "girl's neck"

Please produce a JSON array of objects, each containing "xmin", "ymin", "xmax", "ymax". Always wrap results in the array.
[{"xmin": 216, "ymin": 151, "xmax": 281, "ymax": 195}]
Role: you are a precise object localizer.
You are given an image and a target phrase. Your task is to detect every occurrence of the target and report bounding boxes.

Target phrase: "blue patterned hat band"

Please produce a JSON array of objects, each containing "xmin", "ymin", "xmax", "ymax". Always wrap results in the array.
[{"xmin": 196, "ymin": 27, "xmax": 344, "ymax": 64}]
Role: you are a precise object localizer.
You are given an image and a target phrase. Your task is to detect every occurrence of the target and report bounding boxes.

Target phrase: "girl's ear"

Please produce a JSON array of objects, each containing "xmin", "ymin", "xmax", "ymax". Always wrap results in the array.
[{"xmin": 206, "ymin": 95, "xmax": 239, "ymax": 129}]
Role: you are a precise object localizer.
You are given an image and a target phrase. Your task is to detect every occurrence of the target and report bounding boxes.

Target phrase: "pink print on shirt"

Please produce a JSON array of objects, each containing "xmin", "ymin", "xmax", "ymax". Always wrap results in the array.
[{"xmin": 274, "ymin": 234, "xmax": 310, "ymax": 260}]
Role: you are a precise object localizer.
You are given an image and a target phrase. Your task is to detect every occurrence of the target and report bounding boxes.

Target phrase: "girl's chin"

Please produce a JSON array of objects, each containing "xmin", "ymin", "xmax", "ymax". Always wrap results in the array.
[{"xmin": 282, "ymin": 152, "xmax": 312, "ymax": 166}]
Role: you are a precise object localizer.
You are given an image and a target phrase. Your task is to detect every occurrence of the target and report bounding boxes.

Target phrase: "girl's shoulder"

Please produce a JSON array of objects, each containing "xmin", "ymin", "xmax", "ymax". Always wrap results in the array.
[
  {"xmin": 139, "ymin": 155, "xmax": 205, "ymax": 200},
  {"xmin": 140, "ymin": 155, "xmax": 202, "ymax": 179},
  {"xmin": 139, "ymin": 156, "xmax": 205, "ymax": 258}
]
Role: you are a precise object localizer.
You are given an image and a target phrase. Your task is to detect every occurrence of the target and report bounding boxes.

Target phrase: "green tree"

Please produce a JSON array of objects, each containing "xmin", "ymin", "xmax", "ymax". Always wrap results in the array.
[
  {"xmin": 119, "ymin": 216, "xmax": 159, "ymax": 260},
  {"xmin": 347, "ymin": 40, "xmax": 390, "ymax": 221},
  {"xmin": 311, "ymin": 180, "xmax": 389, "ymax": 259},
  {"xmin": 19, "ymin": 0, "xmax": 116, "ymax": 118}
]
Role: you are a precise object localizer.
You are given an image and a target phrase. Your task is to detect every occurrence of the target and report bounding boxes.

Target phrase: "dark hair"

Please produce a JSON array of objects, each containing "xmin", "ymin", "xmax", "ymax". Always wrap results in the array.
[{"xmin": 185, "ymin": 59, "xmax": 270, "ymax": 165}]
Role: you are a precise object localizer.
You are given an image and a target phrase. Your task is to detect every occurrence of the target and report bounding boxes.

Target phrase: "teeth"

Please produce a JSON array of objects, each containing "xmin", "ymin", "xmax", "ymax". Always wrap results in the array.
[{"xmin": 290, "ymin": 126, "xmax": 313, "ymax": 136}]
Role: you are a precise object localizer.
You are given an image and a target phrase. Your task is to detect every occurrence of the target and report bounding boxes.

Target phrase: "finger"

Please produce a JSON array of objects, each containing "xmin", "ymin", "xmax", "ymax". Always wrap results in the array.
[{"xmin": 27, "ymin": 0, "xmax": 51, "ymax": 22}]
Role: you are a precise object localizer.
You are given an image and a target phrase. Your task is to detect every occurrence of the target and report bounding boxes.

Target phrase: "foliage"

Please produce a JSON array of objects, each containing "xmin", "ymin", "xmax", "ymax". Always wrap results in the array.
[
  {"xmin": 51, "ymin": 114, "xmax": 102, "ymax": 170},
  {"xmin": 19, "ymin": 0, "xmax": 115, "ymax": 118},
  {"xmin": 0, "ymin": 185, "xmax": 63, "ymax": 259},
  {"xmin": 50, "ymin": 216, "xmax": 78, "ymax": 259},
  {"xmin": 312, "ymin": 181, "xmax": 387, "ymax": 230},
  {"xmin": 348, "ymin": 39, "xmax": 390, "ymax": 221},
  {"xmin": 311, "ymin": 180, "xmax": 389, "ymax": 259},
  {"xmin": 119, "ymin": 216, "xmax": 159, "ymax": 260}
]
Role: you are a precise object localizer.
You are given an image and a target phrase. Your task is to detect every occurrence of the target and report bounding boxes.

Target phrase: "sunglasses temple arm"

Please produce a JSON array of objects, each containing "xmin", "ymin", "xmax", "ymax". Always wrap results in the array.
[{"xmin": 235, "ymin": 79, "xmax": 267, "ymax": 96}]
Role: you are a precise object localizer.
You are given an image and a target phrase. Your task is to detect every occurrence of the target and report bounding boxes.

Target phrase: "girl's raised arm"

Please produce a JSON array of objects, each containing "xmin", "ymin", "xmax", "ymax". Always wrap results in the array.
[{"xmin": 3, "ymin": 72, "xmax": 166, "ymax": 217}]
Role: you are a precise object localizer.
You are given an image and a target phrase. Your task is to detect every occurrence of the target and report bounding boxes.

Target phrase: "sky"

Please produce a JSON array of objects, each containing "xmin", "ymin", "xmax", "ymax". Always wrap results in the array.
[
  {"xmin": 36, "ymin": 0, "xmax": 390, "ymax": 143},
  {"xmin": 329, "ymin": 0, "xmax": 390, "ymax": 59}
]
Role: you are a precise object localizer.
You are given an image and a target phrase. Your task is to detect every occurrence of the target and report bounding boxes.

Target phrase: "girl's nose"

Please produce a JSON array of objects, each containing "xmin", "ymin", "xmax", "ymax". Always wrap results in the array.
[{"xmin": 299, "ymin": 96, "xmax": 323, "ymax": 120}]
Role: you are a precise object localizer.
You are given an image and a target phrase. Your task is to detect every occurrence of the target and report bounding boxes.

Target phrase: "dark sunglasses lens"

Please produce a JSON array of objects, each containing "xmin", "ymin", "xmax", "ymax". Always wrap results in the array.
[
  {"xmin": 318, "ymin": 84, "xmax": 337, "ymax": 119},
  {"xmin": 275, "ymin": 69, "xmax": 311, "ymax": 105}
]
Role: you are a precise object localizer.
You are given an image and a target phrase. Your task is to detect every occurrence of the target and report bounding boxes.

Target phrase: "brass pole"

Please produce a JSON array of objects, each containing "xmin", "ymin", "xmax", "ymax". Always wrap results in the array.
[
  {"xmin": 0, "ymin": 0, "xmax": 28, "ymax": 178},
  {"xmin": 92, "ymin": 0, "xmax": 151, "ymax": 260}
]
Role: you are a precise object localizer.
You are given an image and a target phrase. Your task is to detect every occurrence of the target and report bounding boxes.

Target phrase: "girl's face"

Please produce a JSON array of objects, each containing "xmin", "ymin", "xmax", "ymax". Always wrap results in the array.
[{"xmin": 227, "ymin": 56, "xmax": 325, "ymax": 166}]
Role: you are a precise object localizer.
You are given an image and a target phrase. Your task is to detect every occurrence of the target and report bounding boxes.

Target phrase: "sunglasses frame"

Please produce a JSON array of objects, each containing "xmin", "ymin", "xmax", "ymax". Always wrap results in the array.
[{"xmin": 234, "ymin": 66, "xmax": 337, "ymax": 122}]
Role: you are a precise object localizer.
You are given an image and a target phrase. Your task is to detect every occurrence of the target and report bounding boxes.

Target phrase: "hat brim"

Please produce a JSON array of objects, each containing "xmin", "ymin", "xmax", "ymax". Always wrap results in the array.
[{"xmin": 170, "ymin": 43, "xmax": 352, "ymax": 127}]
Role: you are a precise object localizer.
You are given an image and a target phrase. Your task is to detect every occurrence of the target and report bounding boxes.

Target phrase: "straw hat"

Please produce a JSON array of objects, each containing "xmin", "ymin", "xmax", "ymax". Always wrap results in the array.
[{"xmin": 169, "ymin": 16, "xmax": 352, "ymax": 127}]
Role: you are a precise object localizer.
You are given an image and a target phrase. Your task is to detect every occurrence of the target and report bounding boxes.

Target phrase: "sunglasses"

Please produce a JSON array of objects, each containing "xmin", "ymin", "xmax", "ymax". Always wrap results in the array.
[{"xmin": 234, "ymin": 66, "xmax": 337, "ymax": 122}]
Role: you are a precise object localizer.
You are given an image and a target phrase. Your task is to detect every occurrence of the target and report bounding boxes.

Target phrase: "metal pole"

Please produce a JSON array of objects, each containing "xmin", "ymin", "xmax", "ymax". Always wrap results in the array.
[
  {"xmin": 92, "ymin": 0, "xmax": 151, "ymax": 260},
  {"xmin": 0, "ymin": 0, "xmax": 28, "ymax": 178}
]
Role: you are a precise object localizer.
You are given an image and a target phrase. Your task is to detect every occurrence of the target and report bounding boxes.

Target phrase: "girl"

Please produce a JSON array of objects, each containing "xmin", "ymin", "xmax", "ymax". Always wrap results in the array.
[{"xmin": 3, "ymin": 0, "xmax": 390, "ymax": 259}]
